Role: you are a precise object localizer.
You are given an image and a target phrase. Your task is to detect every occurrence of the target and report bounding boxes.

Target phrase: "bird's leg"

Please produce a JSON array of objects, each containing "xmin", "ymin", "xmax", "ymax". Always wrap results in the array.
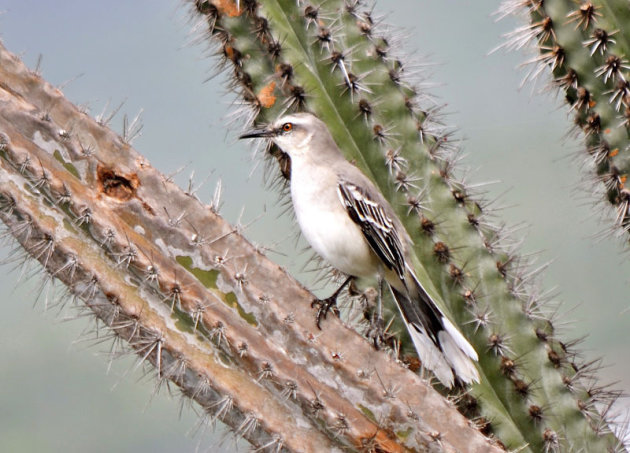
[
  {"xmin": 366, "ymin": 276, "xmax": 386, "ymax": 349},
  {"xmin": 377, "ymin": 275, "xmax": 383, "ymax": 323},
  {"xmin": 311, "ymin": 276, "xmax": 352, "ymax": 329}
]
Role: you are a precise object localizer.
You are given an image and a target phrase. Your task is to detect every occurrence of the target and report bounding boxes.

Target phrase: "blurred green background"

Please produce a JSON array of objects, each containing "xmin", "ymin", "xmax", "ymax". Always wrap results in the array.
[{"xmin": 0, "ymin": 1, "xmax": 627, "ymax": 451}]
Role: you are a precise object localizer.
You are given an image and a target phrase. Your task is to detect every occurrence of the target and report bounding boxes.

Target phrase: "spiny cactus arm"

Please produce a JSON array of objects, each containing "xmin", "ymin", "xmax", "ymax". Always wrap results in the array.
[
  {"xmin": 0, "ymin": 174, "xmax": 323, "ymax": 451},
  {"xmin": 502, "ymin": 0, "xmax": 630, "ymax": 238},
  {"xmin": 0, "ymin": 81, "xmax": 338, "ymax": 453},
  {"xmin": 0, "ymin": 41, "xmax": 502, "ymax": 452},
  {"xmin": 187, "ymin": 1, "xmax": 624, "ymax": 451}
]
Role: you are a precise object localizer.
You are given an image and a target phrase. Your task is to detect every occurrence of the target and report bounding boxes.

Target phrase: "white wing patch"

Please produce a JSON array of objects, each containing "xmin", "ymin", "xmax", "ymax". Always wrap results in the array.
[{"xmin": 409, "ymin": 323, "xmax": 455, "ymax": 388}]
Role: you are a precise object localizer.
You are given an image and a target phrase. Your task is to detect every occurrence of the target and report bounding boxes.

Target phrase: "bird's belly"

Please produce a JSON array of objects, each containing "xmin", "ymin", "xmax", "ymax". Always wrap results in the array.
[{"xmin": 292, "ymin": 188, "xmax": 377, "ymax": 278}]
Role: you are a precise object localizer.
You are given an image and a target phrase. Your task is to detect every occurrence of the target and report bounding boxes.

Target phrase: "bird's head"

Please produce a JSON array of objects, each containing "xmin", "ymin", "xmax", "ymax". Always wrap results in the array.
[{"xmin": 239, "ymin": 112, "xmax": 327, "ymax": 158}]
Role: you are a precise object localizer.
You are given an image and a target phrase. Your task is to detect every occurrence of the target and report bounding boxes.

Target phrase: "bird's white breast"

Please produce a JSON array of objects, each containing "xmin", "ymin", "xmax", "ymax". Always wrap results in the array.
[{"xmin": 290, "ymin": 161, "xmax": 378, "ymax": 278}]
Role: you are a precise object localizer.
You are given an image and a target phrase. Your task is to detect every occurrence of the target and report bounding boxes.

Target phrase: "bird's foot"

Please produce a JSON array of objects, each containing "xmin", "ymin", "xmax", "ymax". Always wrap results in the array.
[
  {"xmin": 311, "ymin": 296, "xmax": 340, "ymax": 329},
  {"xmin": 311, "ymin": 276, "xmax": 352, "ymax": 329},
  {"xmin": 365, "ymin": 314, "xmax": 386, "ymax": 350}
]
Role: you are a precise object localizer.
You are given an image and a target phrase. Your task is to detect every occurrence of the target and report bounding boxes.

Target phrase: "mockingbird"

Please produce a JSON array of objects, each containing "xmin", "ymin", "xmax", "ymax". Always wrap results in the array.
[{"xmin": 240, "ymin": 112, "xmax": 479, "ymax": 387}]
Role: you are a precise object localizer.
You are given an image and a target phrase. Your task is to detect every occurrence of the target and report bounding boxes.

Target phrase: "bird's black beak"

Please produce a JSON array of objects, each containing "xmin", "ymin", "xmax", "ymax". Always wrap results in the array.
[{"xmin": 239, "ymin": 128, "xmax": 276, "ymax": 139}]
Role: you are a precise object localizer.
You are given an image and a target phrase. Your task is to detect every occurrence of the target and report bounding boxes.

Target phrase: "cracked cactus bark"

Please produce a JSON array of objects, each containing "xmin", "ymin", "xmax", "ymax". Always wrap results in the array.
[
  {"xmin": 0, "ymin": 41, "xmax": 501, "ymax": 452},
  {"xmin": 184, "ymin": 0, "xmax": 625, "ymax": 452}
]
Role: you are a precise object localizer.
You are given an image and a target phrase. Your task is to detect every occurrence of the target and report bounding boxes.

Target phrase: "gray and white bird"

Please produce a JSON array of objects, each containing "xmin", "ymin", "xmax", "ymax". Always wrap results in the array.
[{"xmin": 240, "ymin": 112, "xmax": 479, "ymax": 387}]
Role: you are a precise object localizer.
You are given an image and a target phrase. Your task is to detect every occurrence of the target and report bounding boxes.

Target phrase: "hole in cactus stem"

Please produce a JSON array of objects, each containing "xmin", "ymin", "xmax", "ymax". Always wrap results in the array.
[{"xmin": 97, "ymin": 165, "xmax": 139, "ymax": 202}]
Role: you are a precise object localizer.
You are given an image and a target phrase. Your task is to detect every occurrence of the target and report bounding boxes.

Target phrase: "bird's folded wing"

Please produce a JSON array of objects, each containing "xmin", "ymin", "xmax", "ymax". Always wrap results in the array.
[{"xmin": 337, "ymin": 180, "xmax": 405, "ymax": 280}]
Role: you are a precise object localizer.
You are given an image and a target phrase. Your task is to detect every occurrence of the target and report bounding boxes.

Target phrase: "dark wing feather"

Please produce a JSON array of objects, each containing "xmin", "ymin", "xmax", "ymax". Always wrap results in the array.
[
  {"xmin": 337, "ymin": 181, "xmax": 406, "ymax": 280},
  {"xmin": 338, "ymin": 181, "xmax": 479, "ymax": 386}
]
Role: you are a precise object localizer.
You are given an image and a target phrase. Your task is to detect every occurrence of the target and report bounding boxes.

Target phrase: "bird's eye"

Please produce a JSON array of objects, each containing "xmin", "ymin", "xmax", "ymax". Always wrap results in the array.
[{"xmin": 282, "ymin": 123, "xmax": 293, "ymax": 133}]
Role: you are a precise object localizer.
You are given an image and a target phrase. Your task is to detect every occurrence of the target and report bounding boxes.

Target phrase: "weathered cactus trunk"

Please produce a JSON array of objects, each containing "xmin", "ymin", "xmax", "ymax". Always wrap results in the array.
[
  {"xmin": 184, "ymin": 0, "xmax": 624, "ymax": 451},
  {"xmin": 0, "ymin": 41, "xmax": 501, "ymax": 453}
]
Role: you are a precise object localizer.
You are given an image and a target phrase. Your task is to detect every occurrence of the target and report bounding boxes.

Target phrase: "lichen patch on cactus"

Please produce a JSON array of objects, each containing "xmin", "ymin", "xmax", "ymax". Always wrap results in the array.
[
  {"xmin": 52, "ymin": 150, "xmax": 80, "ymax": 179},
  {"xmin": 357, "ymin": 404, "xmax": 377, "ymax": 423},
  {"xmin": 224, "ymin": 291, "xmax": 258, "ymax": 326},
  {"xmin": 176, "ymin": 255, "xmax": 219, "ymax": 288}
]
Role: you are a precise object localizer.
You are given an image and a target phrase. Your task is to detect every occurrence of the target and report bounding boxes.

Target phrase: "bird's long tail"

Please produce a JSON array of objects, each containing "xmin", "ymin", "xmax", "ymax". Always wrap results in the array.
[{"xmin": 389, "ymin": 265, "xmax": 479, "ymax": 388}]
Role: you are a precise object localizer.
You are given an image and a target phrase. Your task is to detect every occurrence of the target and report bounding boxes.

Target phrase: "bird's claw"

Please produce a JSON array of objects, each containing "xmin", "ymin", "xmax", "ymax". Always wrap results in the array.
[
  {"xmin": 311, "ymin": 296, "xmax": 340, "ymax": 329},
  {"xmin": 365, "ymin": 314, "xmax": 386, "ymax": 349}
]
